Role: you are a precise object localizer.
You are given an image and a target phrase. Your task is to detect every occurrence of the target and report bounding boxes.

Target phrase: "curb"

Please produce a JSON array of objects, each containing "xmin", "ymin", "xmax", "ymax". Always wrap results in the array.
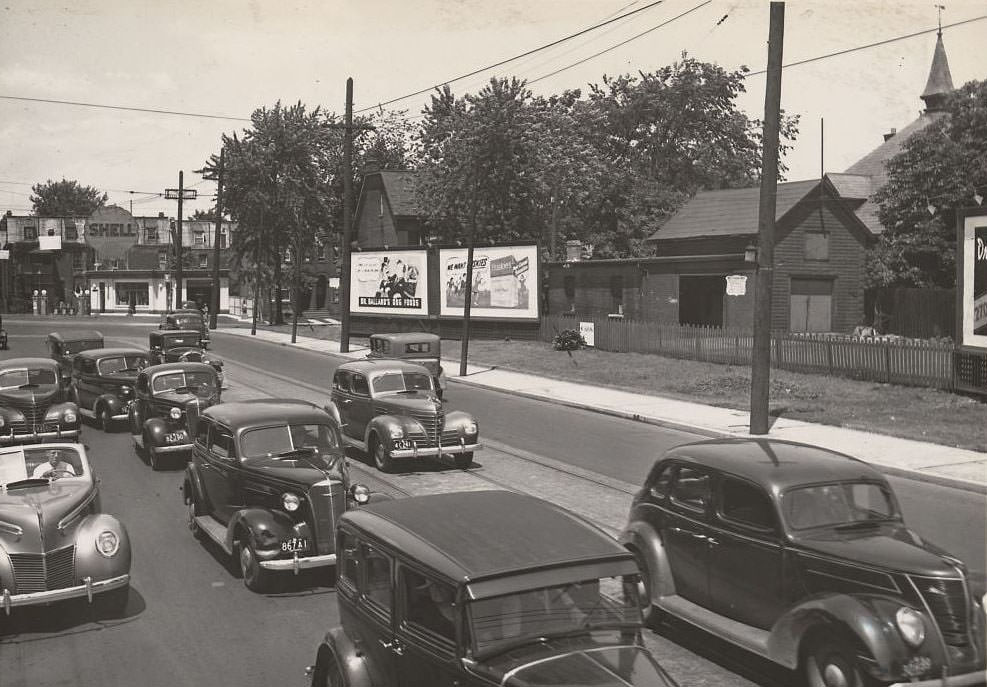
[{"xmin": 215, "ymin": 329, "xmax": 987, "ymax": 495}]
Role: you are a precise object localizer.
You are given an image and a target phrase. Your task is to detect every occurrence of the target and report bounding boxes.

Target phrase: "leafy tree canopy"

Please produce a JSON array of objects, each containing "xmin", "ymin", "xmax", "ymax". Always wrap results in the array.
[
  {"xmin": 869, "ymin": 79, "xmax": 987, "ymax": 288},
  {"xmin": 30, "ymin": 178, "xmax": 107, "ymax": 216}
]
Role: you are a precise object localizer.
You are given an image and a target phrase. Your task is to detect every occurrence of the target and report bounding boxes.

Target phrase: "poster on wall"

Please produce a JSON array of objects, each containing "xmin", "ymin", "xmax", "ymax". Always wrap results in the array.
[
  {"xmin": 350, "ymin": 249, "xmax": 428, "ymax": 316},
  {"xmin": 439, "ymin": 244, "xmax": 539, "ymax": 319},
  {"xmin": 961, "ymin": 214, "xmax": 987, "ymax": 348}
]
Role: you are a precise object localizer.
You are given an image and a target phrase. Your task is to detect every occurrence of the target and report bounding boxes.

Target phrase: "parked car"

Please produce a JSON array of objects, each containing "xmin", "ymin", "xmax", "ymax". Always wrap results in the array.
[
  {"xmin": 70, "ymin": 347, "xmax": 149, "ymax": 432},
  {"xmin": 0, "ymin": 442, "xmax": 131, "ymax": 615},
  {"xmin": 367, "ymin": 332, "xmax": 447, "ymax": 399},
  {"xmin": 621, "ymin": 438, "xmax": 987, "ymax": 687},
  {"xmin": 159, "ymin": 309, "xmax": 210, "ymax": 349},
  {"xmin": 148, "ymin": 329, "xmax": 224, "ymax": 387},
  {"xmin": 45, "ymin": 330, "xmax": 104, "ymax": 377},
  {"xmin": 0, "ymin": 357, "xmax": 80, "ymax": 445},
  {"xmin": 128, "ymin": 362, "xmax": 221, "ymax": 470},
  {"xmin": 306, "ymin": 490, "xmax": 676, "ymax": 687},
  {"xmin": 325, "ymin": 359, "xmax": 480, "ymax": 472},
  {"xmin": 182, "ymin": 399, "xmax": 381, "ymax": 593}
]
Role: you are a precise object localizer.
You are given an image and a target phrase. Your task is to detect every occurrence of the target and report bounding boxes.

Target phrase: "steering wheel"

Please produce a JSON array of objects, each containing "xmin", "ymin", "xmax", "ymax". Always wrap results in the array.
[{"xmin": 43, "ymin": 469, "xmax": 75, "ymax": 479}]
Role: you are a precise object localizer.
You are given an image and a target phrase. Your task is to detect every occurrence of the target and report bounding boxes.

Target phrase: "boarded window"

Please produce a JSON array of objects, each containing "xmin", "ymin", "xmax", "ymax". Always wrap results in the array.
[
  {"xmin": 790, "ymin": 278, "xmax": 832, "ymax": 332},
  {"xmin": 804, "ymin": 232, "xmax": 829, "ymax": 261}
]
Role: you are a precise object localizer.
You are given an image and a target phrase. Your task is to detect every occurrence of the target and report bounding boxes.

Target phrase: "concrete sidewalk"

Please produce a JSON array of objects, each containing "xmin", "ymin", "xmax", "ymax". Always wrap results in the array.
[{"xmin": 217, "ymin": 326, "xmax": 987, "ymax": 493}]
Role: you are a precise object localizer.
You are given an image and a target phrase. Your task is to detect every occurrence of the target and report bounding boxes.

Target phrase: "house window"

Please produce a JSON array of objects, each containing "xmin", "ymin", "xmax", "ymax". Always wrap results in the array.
[
  {"xmin": 610, "ymin": 275, "xmax": 624, "ymax": 315},
  {"xmin": 198, "ymin": 254, "xmax": 208, "ymax": 268},
  {"xmin": 804, "ymin": 232, "xmax": 829, "ymax": 261},
  {"xmin": 193, "ymin": 231, "xmax": 205, "ymax": 246},
  {"xmin": 72, "ymin": 252, "xmax": 86, "ymax": 271},
  {"xmin": 563, "ymin": 276, "xmax": 576, "ymax": 312},
  {"xmin": 146, "ymin": 227, "xmax": 159, "ymax": 243},
  {"xmin": 219, "ymin": 228, "xmax": 228, "ymax": 249},
  {"xmin": 23, "ymin": 225, "xmax": 38, "ymax": 240},
  {"xmin": 65, "ymin": 225, "xmax": 78, "ymax": 240},
  {"xmin": 115, "ymin": 282, "xmax": 149, "ymax": 306},
  {"xmin": 790, "ymin": 277, "xmax": 833, "ymax": 332}
]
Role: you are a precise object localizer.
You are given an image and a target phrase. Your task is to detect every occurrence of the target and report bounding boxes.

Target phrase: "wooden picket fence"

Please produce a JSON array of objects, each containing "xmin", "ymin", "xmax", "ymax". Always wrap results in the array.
[{"xmin": 541, "ymin": 315, "xmax": 955, "ymax": 389}]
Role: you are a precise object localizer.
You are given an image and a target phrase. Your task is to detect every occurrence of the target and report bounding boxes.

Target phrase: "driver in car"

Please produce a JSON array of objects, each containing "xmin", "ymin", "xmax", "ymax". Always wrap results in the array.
[{"xmin": 32, "ymin": 449, "xmax": 77, "ymax": 478}]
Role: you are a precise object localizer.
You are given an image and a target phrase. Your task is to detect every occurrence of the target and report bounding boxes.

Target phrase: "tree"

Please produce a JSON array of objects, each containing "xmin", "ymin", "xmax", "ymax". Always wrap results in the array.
[
  {"xmin": 190, "ymin": 208, "xmax": 217, "ymax": 221},
  {"xmin": 868, "ymin": 79, "xmax": 987, "ymax": 288},
  {"xmin": 30, "ymin": 178, "xmax": 107, "ymax": 216}
]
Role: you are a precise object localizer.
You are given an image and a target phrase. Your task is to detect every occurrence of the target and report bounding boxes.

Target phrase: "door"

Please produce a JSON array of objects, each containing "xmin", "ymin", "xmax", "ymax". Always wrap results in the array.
[
  {"xmin": 98, "ymin": 282, "xmax": 106, "ymax": 313},
  {"xmin": 678, "ymin": 275, "xmax": 725, "ymax": 327},
  {"xmin": 79, "ymin": 358, "xmax": 99, "ymax": 410},
  {"xmin": 315, "ymin": 276, "xmax": 327, "ymax": 309},
  {"xmin": 707, "ymin": 476, "xmax": 785, "ymax": 629},
  {"xmin": 344, "ymin": 373, "xmax": 375, "ymax": 442},
  {"xmin": 790, "ymin": 277, "xmax": 833, "ymax": 332},
  {"xmin": 358, "ymin": 544, "xmax": 400, "ymax": 687},
  {"xmin": 397, "ymin": 567, "xmax": 461, "ymax": 687},
  {"xmin": 663, "ymin": 466, "xmax": 713, "ymax": 606},
  {"xmin": 199, "ymin": 424, "xmax": 238, "ymax": 523}
]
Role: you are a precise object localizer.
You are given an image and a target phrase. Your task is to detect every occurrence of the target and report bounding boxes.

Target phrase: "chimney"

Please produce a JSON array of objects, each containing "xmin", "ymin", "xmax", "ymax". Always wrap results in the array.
[{"xmin": 883, "ymin": 128, "xmax": 897, "ymax": 142}]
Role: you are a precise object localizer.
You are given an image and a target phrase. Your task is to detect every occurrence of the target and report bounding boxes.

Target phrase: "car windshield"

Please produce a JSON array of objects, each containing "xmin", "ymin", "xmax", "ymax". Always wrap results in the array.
[
  {"xmin": 469, "ymin": 575, "xmax": 642, "ymax": 658},
  {"xmin": 98, "ymin": 354, "xmax": 149, "ymax": 375},
  {"xmin": 372, "ymin": 371, "xmax": 433, "ymax": 394},
  {"xmin": 151, "ymin": 370, "xmax": 216, "ymax": 394},
  {"xmin": 782, "ymin": 481, "xmax": 899, "ymax": 530},
  {"xmin": 172, "ymin": 315, "xmax": 202, "ymax": 328},
  {"xmin": 61, "ymin": 340, "xmax": 101, "ymax": 355},
  {"xmin": 0, "ymin": 367, "xmax": 57, "ymax": 389},
  {"xmin": 162, "ymin": 334, "xmax": 200, "ymax": 348},
  {"xmin": 240, "ymin": 423, "xmax": 342, "ymax": 466},
  {"xmin": 0, "ymin": 446, "xmax": 84, "ymax": 487}
]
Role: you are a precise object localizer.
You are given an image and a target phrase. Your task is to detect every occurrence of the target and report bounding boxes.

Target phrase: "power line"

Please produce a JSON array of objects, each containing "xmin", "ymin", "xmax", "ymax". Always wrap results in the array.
[
  {"xmin": 0, "ymin": 94, "xmax": 251, "ymax": 122},
  {"xmin": 353, "ymin": 0, "xmax": 667, "ymax": 113}
]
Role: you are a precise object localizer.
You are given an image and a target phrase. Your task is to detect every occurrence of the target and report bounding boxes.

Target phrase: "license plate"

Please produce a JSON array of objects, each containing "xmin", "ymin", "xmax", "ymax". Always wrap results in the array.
[
  {"xmin": 165, "ymin": 432, "xmax": 186, "ymax": 443},
  {"xmin": 393, "ymin": 439, "xmax": 412, "ymax": 450},
  {"xmin": 281, "ymin": 537, "xmax": 309, "ymax": 553}
]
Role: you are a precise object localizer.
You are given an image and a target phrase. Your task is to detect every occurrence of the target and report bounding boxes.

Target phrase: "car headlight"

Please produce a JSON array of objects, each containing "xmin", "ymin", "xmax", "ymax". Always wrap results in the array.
[
  {"xmin": 120, "ymin": 385, "xmax": 133, "ymax": 398},
  {"xmin": 63, "ymin": 410, "xmax": 78, "ymax": 424},
  {"xmin": 896, "ymin": 607, "xmax": 926, "ymax": 647},
  {"xmin": 389, "ymin": 425, "xmax": 405, "ymax": 439},
  {"xmin": 170, "ymin": 407, "xmax": 182, "ymax": 420},
  {"xmin": 463, "ymin": 420, "xmax": 478, "ymax": 435},
  {"xmin": 0, "ymin": 416, "xmax": 5, "ymax": 428},
  {"xmin": 350, "ymin": 484, "xmax": 371, "ymax": 504},
  {"xmin": 282, "ymin": 492, "xmax": 301, "ymax": 512},
  {"xmin": 96, "ymin": 530, "xmax": 120, "ymax": 557}
]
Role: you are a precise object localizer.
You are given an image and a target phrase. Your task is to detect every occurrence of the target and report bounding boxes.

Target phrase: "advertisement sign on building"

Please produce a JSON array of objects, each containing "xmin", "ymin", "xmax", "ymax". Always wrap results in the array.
[
  {"xmin": 579, "ymin": 321, "xmax": 595, "ymax": 347},
  {"xmin": 39, "ymin": 234, "xmax": 62, "ymax": 251},
  {"xmin": 439, "ymin": 244, "xmax": 539, "ymax": 320},
  {"xmin": 349, "ymin": 249, "xmax": 428, "ymax": 316},
  {"xmin": 960, "ymin": 214, "xmax": 987, "ymax": 346},
  {"xmin": 725, "ymin": 274, "xmax": 747, "ymax": 296}
]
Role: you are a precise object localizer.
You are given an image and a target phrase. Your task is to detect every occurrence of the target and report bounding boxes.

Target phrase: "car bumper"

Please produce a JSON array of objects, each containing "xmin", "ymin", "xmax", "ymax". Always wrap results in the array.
[
  {"xmin": 259, "ymin": 553, "xmax": 336, "ymax": 574},
  {"xmin": 0, "ymin": 428, "xmax": 80, "ymax": 444},
  {"xmin": 389, "ymin": 441, "xmax": 482, "ymax": 459},
  {"xmin": 890, "ymin": 670, "xmax": 987, "ymax": 687},
  {"xmin": 149, "ymin": 442, "xmax": 194, "ymax": 453},
  {"xmin": 2, "ymin": 574, "xmax": 129, "ymax": 613}
]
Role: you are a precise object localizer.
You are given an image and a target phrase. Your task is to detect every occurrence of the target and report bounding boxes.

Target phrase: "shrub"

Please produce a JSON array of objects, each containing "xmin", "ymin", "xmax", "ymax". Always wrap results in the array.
[{"xmin": 552, "ymin": 328, "xmax": 586, "ymax": 352}]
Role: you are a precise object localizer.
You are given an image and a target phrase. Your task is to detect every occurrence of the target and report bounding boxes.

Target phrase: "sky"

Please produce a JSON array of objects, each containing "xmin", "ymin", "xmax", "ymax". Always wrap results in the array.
[{"xmin": 0, "ymin": 0, "xmax": 984, "ymax": 219}]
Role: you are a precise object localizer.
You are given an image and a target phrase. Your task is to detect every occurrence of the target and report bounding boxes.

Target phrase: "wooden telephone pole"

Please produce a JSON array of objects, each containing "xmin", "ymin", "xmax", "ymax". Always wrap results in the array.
[{"xmin": 210, "ymin": 148, "xmax": 224, "ymax": 330}]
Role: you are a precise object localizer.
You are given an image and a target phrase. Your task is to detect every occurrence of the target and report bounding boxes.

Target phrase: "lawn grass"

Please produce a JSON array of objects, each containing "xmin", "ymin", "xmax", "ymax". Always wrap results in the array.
[{"xmin": 255, "ymin": 322, "xmax": 987, "ymax": 452}]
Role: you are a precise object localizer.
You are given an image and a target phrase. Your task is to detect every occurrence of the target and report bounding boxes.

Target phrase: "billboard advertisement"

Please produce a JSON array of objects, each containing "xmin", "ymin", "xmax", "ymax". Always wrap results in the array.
[
  {"xmin": 350, "ymin": 249, "xmax": 428, "ymax": 316},
  {"xmin": 960, "ymin": 212, "xmax": 987, "ymax": 348},
  {"xmin": 439, "ymin": 244, "xmax": 538, "ymax": 319}
]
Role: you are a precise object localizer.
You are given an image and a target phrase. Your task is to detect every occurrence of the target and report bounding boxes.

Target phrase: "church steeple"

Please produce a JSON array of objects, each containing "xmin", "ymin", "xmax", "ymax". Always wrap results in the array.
[{"xmin": 920, "ymin": 29, "xmax": 954, "ymax": 113}]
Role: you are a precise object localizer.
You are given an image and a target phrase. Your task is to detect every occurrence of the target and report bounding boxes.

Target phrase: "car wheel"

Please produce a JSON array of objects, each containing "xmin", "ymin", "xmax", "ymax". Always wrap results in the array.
[
  {"xmin": 238, "ymin": 538, "xmax": 274, "ymax": 593},
  {"xmin": 98, "ymin": 405, "xmax": 114, "ymax": 433},
  {"xmin": 96, "ymin": 585, "xmax": 129, "ymax": 617},
  {"xmin": 629, "ymin": 548, "xmax": 657, "ymax": 625},
  {"xmin": 146, "ymin": 432, "xmax": 161, "ymax": 471},
  {"xmin": 129, "ymin": 406, "xmax": 141, "ymax": 436},
  {"xmin": 310, "ymin": 645, "xmax": 346, "ymax": 687},
  {"xmin": 806, "ymin": 638, "xmax": 866, "ymax": 687},
  {"xmin": 186, "ymin": 491, "xmax": 205, "ymax": 540},
  {"xmin": 372, "ymin": 437, "xmax": 395, "ymax": 473},
  {"xmin": 454, "ymin": 452, "xmax": 473, "ymax": 470}
]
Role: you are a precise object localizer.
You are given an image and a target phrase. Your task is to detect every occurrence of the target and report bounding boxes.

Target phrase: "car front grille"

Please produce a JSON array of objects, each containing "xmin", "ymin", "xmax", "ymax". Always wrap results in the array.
[
  {"xmin": 5, "ymin": 421, "xmax": 60, "ymax": 436},
  {"xmin": 8, "ymin": 546, "xmax": 76, "ymax": 593},
  {"xmin": 307, "ymin": 482, "xmax": 346, "ymax": 555},
  {"xmin": 911, "ymin": 575, "xmax": 971, "ymax": 647},
  {"xmin": 7, "ymin": 399, "xmax": 51, "ymax": 427}
]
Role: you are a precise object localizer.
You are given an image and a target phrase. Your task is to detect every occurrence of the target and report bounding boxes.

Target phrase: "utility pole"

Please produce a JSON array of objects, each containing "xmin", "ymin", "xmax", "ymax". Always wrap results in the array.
[
  {"xmin": 210, "ymin": 148, "xmax": 224, "ymax": 330},
  {"xmin": 338, "ymin": 78, "xmax": 355, "ymax": 353},
  {"xmin": 291, "ymin": 202, "xmax": 302, "ymax": 344},
  {"xmin": 459, "ymin": 196, "xmax": 479, "ymax": 377},
  {"xmin": 165, "ymin": 172, "xmax": 197, "ymax": 311},
  {"xmin": 750, "ymin": 2, "xmax": 785, "ymax": 435}
]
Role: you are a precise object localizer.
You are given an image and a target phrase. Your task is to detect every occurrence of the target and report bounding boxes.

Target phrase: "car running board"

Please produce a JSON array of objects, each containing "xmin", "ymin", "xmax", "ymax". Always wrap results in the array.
[
  {"xmin": 194, "ymin": 515, "xmax": 233, "ymax": 555},
  {"xmin": 78, "ymin": 407, "xmax": 96, "ymax": 419},
  {"xmin": 657, "ymin": 595, "xmax": 771, "ymax": 660}
]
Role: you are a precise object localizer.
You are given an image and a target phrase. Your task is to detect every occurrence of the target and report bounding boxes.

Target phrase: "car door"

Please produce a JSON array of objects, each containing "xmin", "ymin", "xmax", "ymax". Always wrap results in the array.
[
  {"xmin": 71, "ymin": 357, "xmax": 89, "ymax": 409},
  {"xmin": 199, "ymin": 423, "xmax": 239, "ymax": 524},
  {"xmin": 342, "ymin": 373, "xmax": 375, "ymax": 442},
  {"xmin": 358, "ymin": 542, "xmax": 401, "ymax": 687},
  {"xmin": 707, "ymin": 475, "xmax": 786, "ymax": 629},
  {"xmin": 396, "ymin": 566, "xmax": 461, "ymax": 687},
  {"xmin": 663, "ymin": 465, "xmax": 714, "ymax": 607}
]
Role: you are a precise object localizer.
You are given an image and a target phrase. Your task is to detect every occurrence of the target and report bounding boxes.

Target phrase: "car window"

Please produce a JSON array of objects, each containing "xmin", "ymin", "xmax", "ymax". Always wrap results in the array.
[
  {"xmin": 337, "ymin": 531, "xmax": 359, "ymax": 597},
  {"xmin": 11, "ymin": 446, "xmax": 85, "ymax": 483},
  {"xmin": 195, "ymin": 419, "xmax": 210, "ymax": 447},
  {"xmin": 332, "ymin": 370, "xmax": 351, "ymax": 392},
  {"xmin": 210, "ymin": 427, "xmax": 235, "ymax": 459},
  {"xmin": 97, "ymin": 354, "xmax": 148, "ymax": 375},
  {"xmin": 783, "ymin": 482, "xmax": 899, "ymax": 530},
  {"xmin": 669, "ymin": 467, "xmax": 711, "ymax": 512},
  {"xmin": 351, "ymin": 374, "xmax": 370, "ymax": 396},
  {"xmin": 0, "ymin": 367, "xmax": 57, "ymax": 390},
  {"xmin": 372, "ymin": 371, "xmax": 433, "ymax": 394},
  {"xmin": 646, "ymin": 463, "xmax": 675, "ymax": 500},
  {"xmin": 405, "ymin": 342, "xmax": 431, "ymax": 353},
  {"xmin": 401, "ymin": 568, "xmax": 456, "ymax": 651},
  {"xmin": 719, "ymin": 477, "xmax": 776, "ymax": 531},
  {"xmin": 240, "ymin": 423, "xmax": 340, "ymax": 462},
  {"xmin": 362, "ymin": 545, "xmax": 392, "ymax": 620}
]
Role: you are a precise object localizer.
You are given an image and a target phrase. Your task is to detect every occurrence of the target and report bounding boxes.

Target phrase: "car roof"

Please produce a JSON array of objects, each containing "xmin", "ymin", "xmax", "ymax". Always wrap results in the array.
[
  {"xmin": 47, "ymin": 330, "xmax": 103, "ymax": 342},
  {"xmin": 145, "ymin": 362, "xmax": 216, "ymax": 375},
  {"xmin": 661, "ymin": 438, "xmax": 887, "ymax": 492},
  {"xmin": 371, "ymin": 332, "xmax": 439, "ymax": 344},
  {"xmin": 0, "ymin": 357, "xmax": 59, "ymax": 369},
  {"xmin": 339, "ymin": 359, "xmax": 428, "ymax": 374},
  {"xmin": 76, "ymin": 347, "xmax": 148, "ymax": 359},
  {"xmin": 204, "ymin": 400, "xmax": 328, "ymax": 427},
  {"xmin": 341, "ymin": 491, "xmax": 631, "ymax": 584}
]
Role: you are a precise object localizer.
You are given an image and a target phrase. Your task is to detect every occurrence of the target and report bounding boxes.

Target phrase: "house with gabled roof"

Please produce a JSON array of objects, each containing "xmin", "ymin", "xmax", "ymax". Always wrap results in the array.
[{"xmin": 354, "ymin": 166, "xmax": 426, "ymax": 248}]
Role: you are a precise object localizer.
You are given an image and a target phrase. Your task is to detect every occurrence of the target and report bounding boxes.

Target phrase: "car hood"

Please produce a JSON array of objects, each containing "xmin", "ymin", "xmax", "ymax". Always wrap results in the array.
[
  {"xmin": 0, "ymin": 386, "xmax": 61, "ymax": 407},
  {"xmin": 241, "ymin": 456, "xmax": 345, "ymax": 487},
  {"xmin": 154, "ymin": 389, "xmax": 217, "ymax": 405},
  {"xmin": 795, "ymin": 523, "xmax": 960, "ymax": 577},
  {"xmin": 101, "ymin": 372, "xmax": 139, "ymax": 384},
  {"xmin": 473, "ymin": 640, "xmax": 672, "ymax": 687},
  {"xmin": 0, "ymin": 481, "xmax": 94, "ymax": 552},
  {"xmin": 375, "ymin": 392, "xmax": 442, "ymax": 414}
]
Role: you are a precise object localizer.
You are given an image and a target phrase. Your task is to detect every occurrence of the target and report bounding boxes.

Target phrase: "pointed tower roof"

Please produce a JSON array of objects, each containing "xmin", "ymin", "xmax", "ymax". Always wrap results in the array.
[{"xmin": 920, "ymin": 31, "xmax": 954, "ymax": 112}]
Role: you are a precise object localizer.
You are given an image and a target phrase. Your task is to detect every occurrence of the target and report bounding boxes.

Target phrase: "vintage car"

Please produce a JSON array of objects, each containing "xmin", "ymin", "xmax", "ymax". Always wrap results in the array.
[
  {"xmin": 159, "ymin": 309, "xmax": 210, "ymax": 349},
  {"xmin": 0, "ymin": 358, "xmax": 80, "ymax": 445},
  {"xmin": 306, "ymin": 490, "xmax": 677, "ymax": 687},
  {"xmin": 129, "ymin": 362, "xmax": 221, "ymax": 470},
  {"xmin": 621, "ymin": 438, "xmax": 987, "ymax": 687},
  {"xmin": 46, "ymin": 330, "xmax": 104, "ymax": 377},
  {"xmin": 70, "ymin": 347, "xmax": 149, "ymax": 432},
  {"xmin": 148, "ymin": 329, "xmax": 224, "ymax": 387},
  {"xmin": 367, "ymin": 332, "xmax": 447, "ymax": 399},
  {"xmin": 183, "ymin": 399, "xmax": 382, "ymax": 593},
  {"xmin": 0, "ymin": 442, "xmax": 131, "ymax": 615},
  {"xmin": 325, "ymin": 359, "xmax": 480, "ymax": 472}
]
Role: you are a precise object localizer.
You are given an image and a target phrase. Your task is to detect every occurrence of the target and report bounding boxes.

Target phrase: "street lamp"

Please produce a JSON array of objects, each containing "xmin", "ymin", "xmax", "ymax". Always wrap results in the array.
[{"xmin": 744, "ymin": 243, "xmax": 759, "ymax": 264}]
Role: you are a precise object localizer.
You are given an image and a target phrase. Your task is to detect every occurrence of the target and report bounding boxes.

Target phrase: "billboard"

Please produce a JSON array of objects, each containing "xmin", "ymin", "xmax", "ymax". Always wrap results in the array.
[
  {"xmin": 350, "ymin": 249, "xmax": 428, "ymax": 316},
  {"xmin": 959, "ymin": 212, "xmax": 987, "ymax": 349},
  {"xmin": 439, "ymin": 244, "xmax": 538, "ymax": 319}
]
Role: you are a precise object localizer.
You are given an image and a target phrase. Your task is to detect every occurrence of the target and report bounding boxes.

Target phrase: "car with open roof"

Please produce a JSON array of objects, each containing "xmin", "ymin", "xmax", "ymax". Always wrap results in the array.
[
  {"xmin": 0, "ymin": 442, "xmax": 131, "ymax": 616},
  {"xmin": 621, "ymin": 438, "xmax": 987, "ymax": 687},
  {"xmin": 0, "ymin": 357, "xmax": 80, "ymax": 446},
  {"xmin": 183, "ymin": 399, "xmax": 381, "ymax": 593},
  {"xmin": 306, "ymin": 490, "xmax": 677, "ymax": 687},
  {"xmin": 70, "ymin": 347, "xmax": 149, "ymax": 432},
  {"xmin": 45, "ymin": 330, "xmax": 104, "ymax": 377},
  {"xmin": 325, "ymin": 359, "xmax": 480, "ymax": 472}
]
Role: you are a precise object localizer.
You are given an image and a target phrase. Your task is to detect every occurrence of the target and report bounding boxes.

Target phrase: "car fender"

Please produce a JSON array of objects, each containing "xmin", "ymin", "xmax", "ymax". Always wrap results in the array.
[
  {"xmin": 227, "ymin": 508, "xmax": 297, "ymax": 554},
  {"xmin": 315, "ymin": 627, "xmax": 380, "ymax": 687},
  {"xmin": 142, "ymin": 417, "xmax": 172, "ymax": 446},
  {"xmin": 0, "ymin": 547, "xmax": 14, "ymax": 592},
  {"xmin": 323, "ymin": 400, "xmax": 344, "ymax": 428},
  {"xmin": 767, "ymin": 592, "xmax": 942, "ymax": 672},
  {"xmin": 365, "ymin": 492, "xmax": 394, "ymax": 505},
  {"xmin": 619, "ymin": 521, "xmax": 676, "ymax": 600},
  {"xmin": 365, "ymin": 415, "xmax": 410, "ymax": 448},
  {"xmin": 96, "ymin": 393, "xmax": 126, "ymax": 415},
  {"xmin": 74, "ymin": 513, "xmax": 132, "ymax": 581},
  {"xmin": 183, "ymin": 463, "xmax": 209, "ymax": 511}
]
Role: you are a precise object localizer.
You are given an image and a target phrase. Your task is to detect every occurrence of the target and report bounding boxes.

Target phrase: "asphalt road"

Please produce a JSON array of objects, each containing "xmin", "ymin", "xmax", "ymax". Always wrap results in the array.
[{"xmin": 1, "ymin": 320, "xmax": 984, "ymax": 687}]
